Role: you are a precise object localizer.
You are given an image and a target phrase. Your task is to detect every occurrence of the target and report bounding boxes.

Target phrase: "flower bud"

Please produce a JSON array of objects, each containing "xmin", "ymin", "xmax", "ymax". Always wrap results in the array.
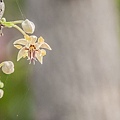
[
  {"xmin": 1, "ymin": 61, "xmax": 14, "ymax": 74},
  {"xmin": 22, "ymin": 19, "xmax": 35, "ymax": 34},
  {"xmin": 0, "ymin": 81, "xmax": 4, "ymax": 88},
  {"xmin": 0, "ymin": 89, "xmax": 4, "ymax": 98}
]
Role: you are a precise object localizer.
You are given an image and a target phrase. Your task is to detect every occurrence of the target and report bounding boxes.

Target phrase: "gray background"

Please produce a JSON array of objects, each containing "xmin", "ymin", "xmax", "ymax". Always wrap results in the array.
[{"xmin": 26, "ymin": 0, "xmax": 120, "ymax": 120}]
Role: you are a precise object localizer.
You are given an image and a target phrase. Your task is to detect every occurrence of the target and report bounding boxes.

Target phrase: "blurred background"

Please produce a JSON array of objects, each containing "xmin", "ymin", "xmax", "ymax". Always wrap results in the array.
[{"xmin": 0, "ymin": 0, "xmax": 120, "ymax": 120}]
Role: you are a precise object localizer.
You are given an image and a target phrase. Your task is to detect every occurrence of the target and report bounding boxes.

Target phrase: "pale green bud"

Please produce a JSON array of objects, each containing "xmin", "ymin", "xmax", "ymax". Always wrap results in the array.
[
  {"xmin": 22, "ymin": 19, "xmax": 35, "ymax": 34},
  {"xmin": 0, "ymin": 89, "xmax": 4, "ymax": 98},
  {"xmin": 1, "ymin": 61, "xmax": 14, "ymax": 74},
  {"xmin": 0, "ymin": 81, "xmax": 4, "ymax": 88}
]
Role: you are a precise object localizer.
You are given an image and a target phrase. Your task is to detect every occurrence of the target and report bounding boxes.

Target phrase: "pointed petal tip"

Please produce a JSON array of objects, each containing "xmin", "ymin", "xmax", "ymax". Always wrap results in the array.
[
  {"xmin": 14, "ymin": 45, "xmax": 22, "ymax": 49},
  {"xmin": 17, "ymin": 58, "xmax": 20, "ymax": 61},
  {"xmin": 49, "ymin": 47, "xmax": 52, "ymax": 50},
  {"xmin": 38, "ymin": 36, "xmax": 44, "ymax": 43}
]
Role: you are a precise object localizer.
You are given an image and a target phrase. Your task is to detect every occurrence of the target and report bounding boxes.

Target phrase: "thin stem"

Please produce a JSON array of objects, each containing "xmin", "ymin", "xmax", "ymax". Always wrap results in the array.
[
  {"xmin": 11, "ymin": 20, "xmax": 24, "ymax": 24},
  {"xmin": 13, "ymin": 24, "xmax": 27, "ymax": 36}
]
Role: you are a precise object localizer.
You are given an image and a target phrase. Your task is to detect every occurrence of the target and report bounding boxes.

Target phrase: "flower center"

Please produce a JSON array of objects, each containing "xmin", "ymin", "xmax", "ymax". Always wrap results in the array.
[
  {"xmin": 27, "ymin": 44, "xmax": 38, "ymax": 64},
  {"xmin": 30, "ymin": 44, "xmax": 36, "ymax": 50}
]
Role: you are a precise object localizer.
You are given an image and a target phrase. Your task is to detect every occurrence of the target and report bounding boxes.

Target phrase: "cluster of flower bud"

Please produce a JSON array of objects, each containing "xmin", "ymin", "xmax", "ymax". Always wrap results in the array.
[{"xmin": 0, "ymin": 61, "xmax": 14, "ymax": 98}]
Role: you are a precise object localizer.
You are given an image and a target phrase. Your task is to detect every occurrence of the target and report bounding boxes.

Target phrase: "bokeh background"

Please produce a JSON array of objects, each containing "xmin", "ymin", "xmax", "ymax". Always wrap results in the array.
[{"xmin": 0, "ymin": 0, "xmax": 120, "ymax": 120}]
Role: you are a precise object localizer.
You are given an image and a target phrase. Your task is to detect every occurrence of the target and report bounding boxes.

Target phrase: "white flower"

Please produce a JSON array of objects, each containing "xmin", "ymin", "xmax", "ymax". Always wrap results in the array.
[
  {"xmin": 0, "ymin": 89, "xmax": 4, "ymax": 98},
  {"xmin": 0, "ymin": 61, "xmax": 14, "ymax": 74},
  {"xmin": 14, "ymin": 35, "xmax": 52, "ymax": 64},
  {"xmin": 22, "ymin": 19, "xmax": 35, "ymax": 34}
]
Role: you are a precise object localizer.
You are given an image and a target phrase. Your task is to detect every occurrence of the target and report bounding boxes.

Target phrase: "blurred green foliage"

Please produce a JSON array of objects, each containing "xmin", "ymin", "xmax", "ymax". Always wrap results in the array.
[
  {"xmin": 116, "ymin": 0, "xmax": 120, "ymax": 40},
  {"xmin": 4, "ymin": 0, "xmax": 25, "ymax": 20},
  {"xmin": 0, "ymin": 60, "xmax": 34, "ymax": 120},
  {"xmin": 116, "ymin": 0, "xmax": 120, "ymax": 12},
  {"xmin": 0, "ymin": 0, "xmax": 34, "ymax": 120}
]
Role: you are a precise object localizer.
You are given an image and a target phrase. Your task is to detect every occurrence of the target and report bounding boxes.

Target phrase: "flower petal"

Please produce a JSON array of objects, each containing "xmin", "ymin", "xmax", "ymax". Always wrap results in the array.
[
  {"xmin": 24, "ymin": 35, "xmax": 31, "ymax": 41},
  {"xmin": 38, "ymin": 36, "xmax": 44, "ymax": 43},
  {"xmin": 40, "ymin": 43, "xmax": 52, "ymax": 50},
  {"xmin": 14, "ymin": 45, "xmax": 23, "ymax": 49},
  {"xmin": 41, "ymin": 49, "xmax": 46, "ymax": 56},
  {"xmin": 38, "ymin": 56, "xmax": 43, "ymax": 64},
  {"xmin": 30, "ymin": 35, "xmax": 37, "ymax": 44},
  {"xmin": 17, "ymin": 47, "xmax": 26, "ymax": 61},
  {"xmin": 35, "ymin": 51, "xmax": 43, "ymax": 64},
  {"xmin": 13, "ymin": 39, "xmax": 27, "ymax": 45},
  {"xmin": 37, "ymin": 37, "xmax": 52, "ymax": 50},
  {"xmin": 23, "ymin": 52, "xmax": 28, "ymax": 58}
]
